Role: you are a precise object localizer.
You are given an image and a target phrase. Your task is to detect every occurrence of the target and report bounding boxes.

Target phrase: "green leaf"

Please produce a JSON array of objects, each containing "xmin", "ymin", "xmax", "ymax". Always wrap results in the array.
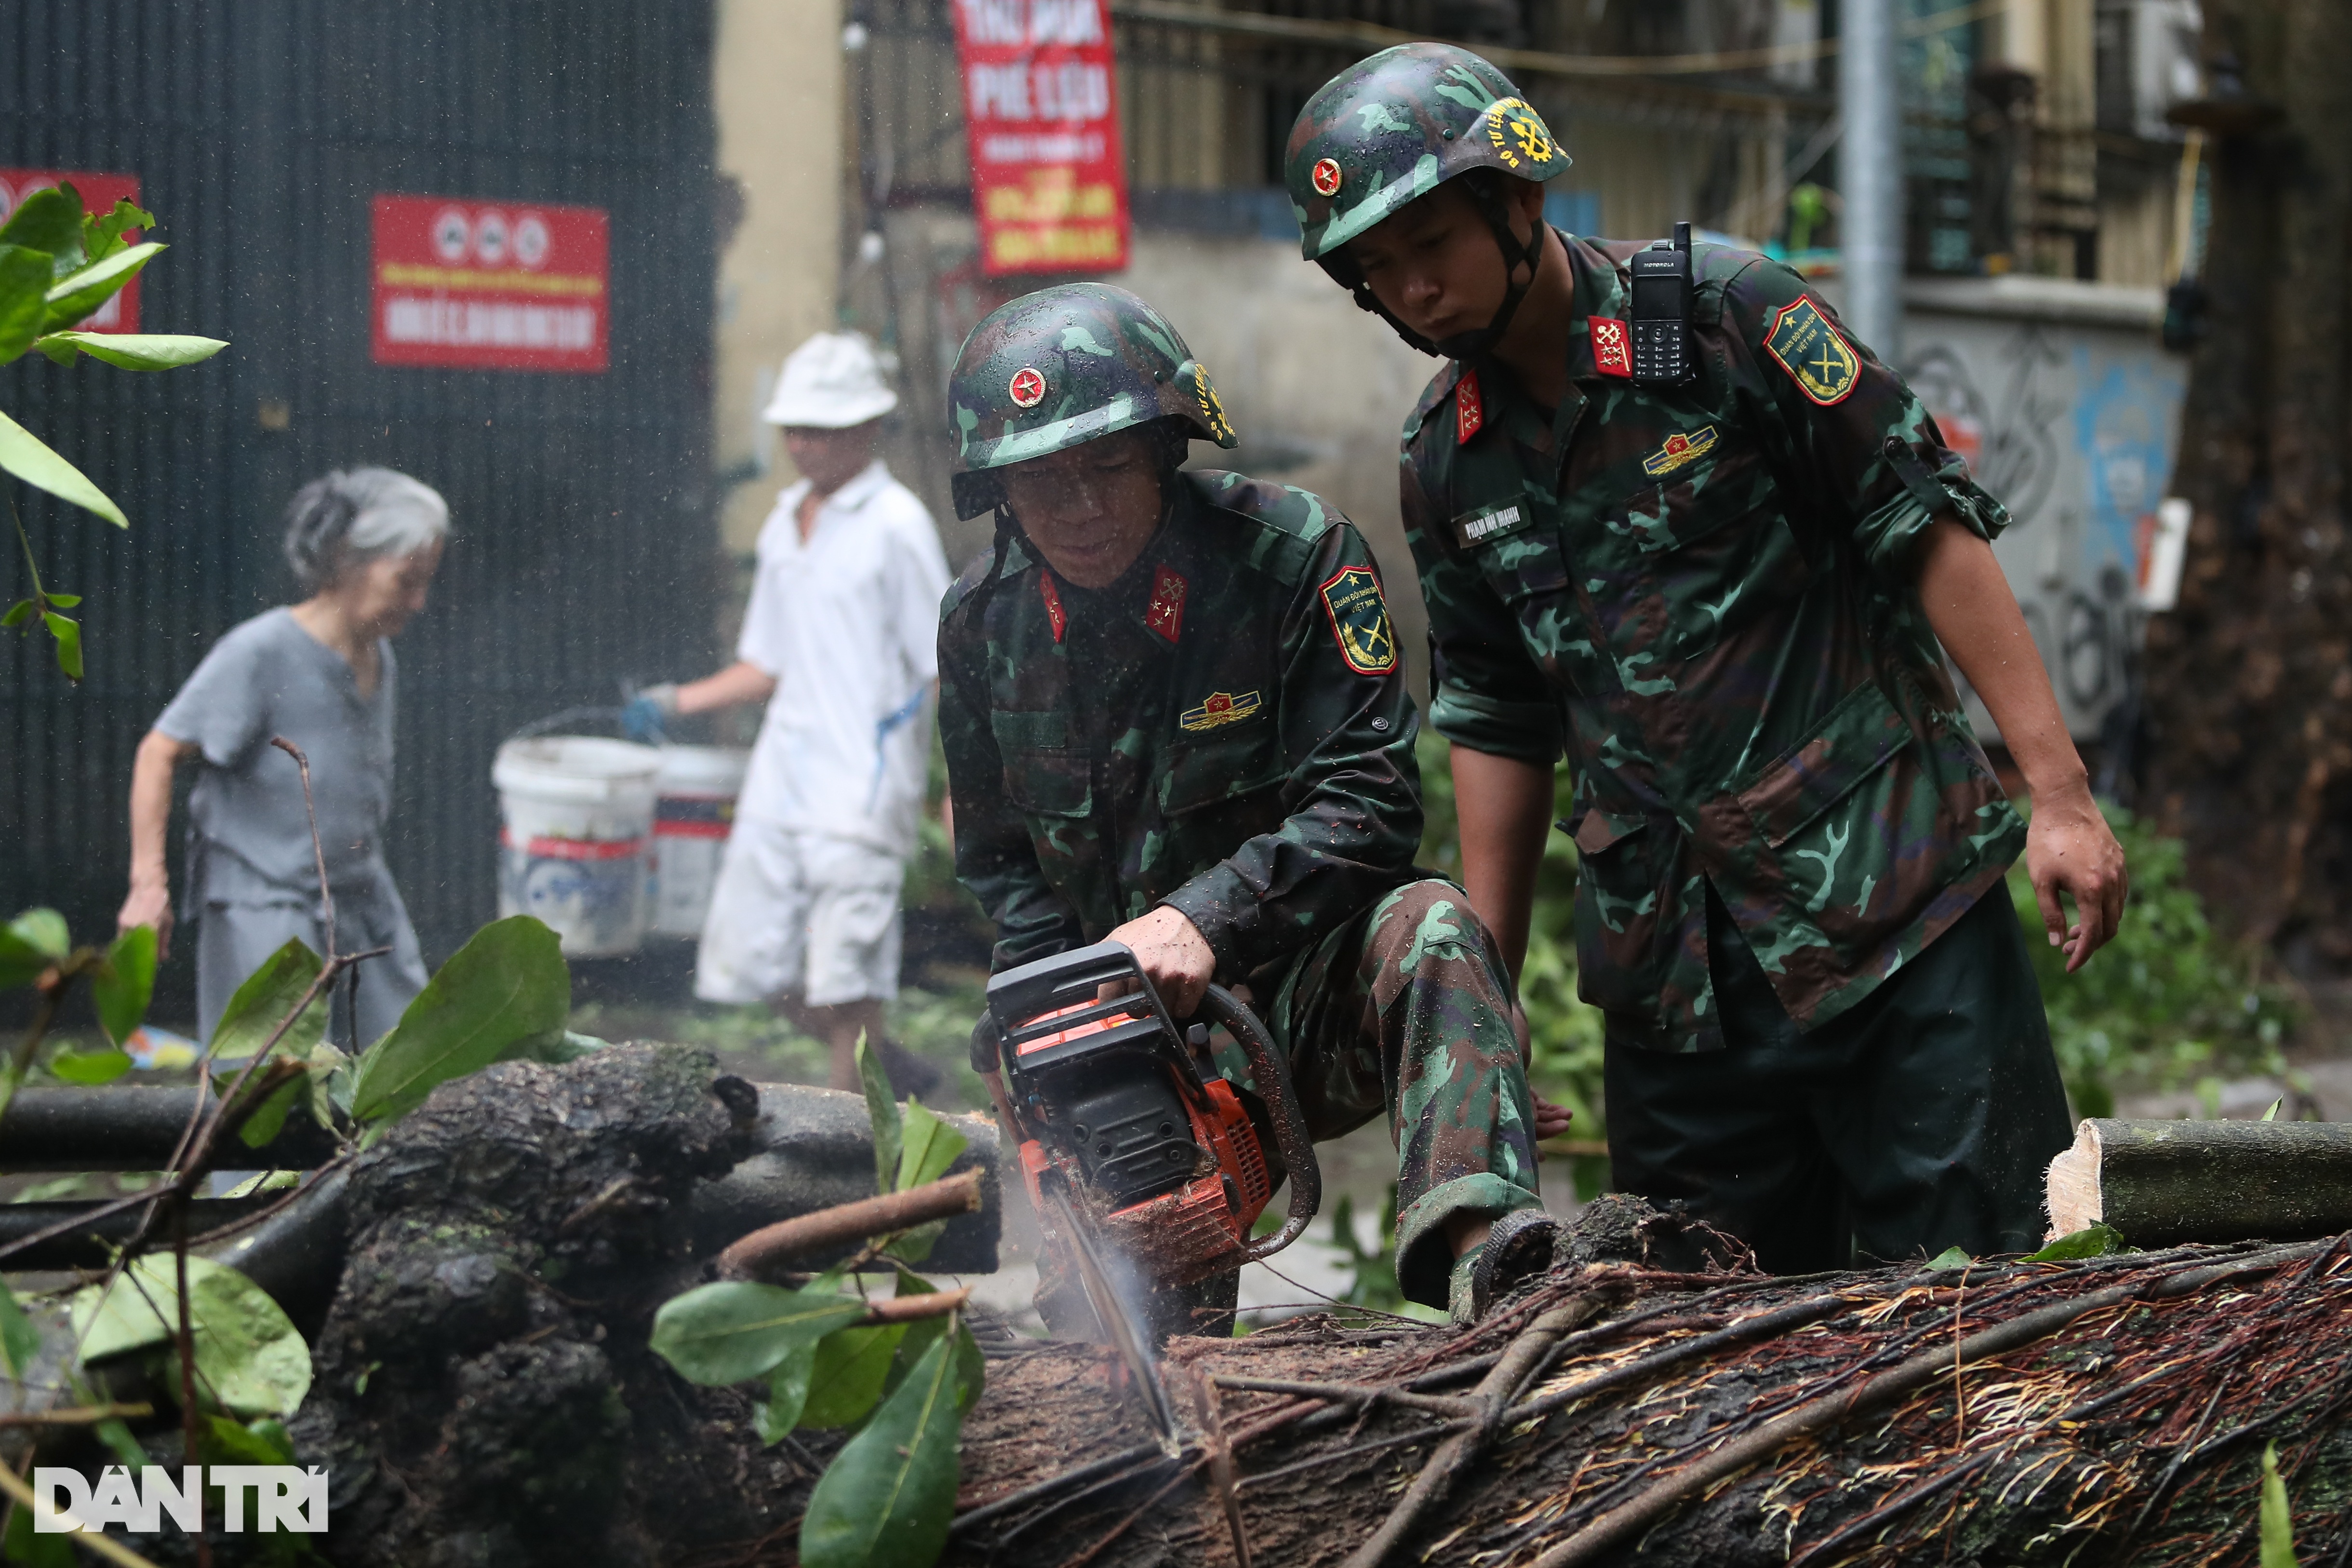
[
  {"xmin": 799, "ymin": 1331, "xmax": 967, "ymax": 1568},
  {"xmin": 33, "ymin": 336, "xmax": 74, "ymax": 368},
  {"xmin": 40, "ymin": 611, "xmax": 80, "ymax": 680},
  {"xmin": 210, "ymin": 939, "xmax": 327, "ymax": 1064},
  {"xmin": 40, "ymin": 593, "xmax": 76, "ymax": 608},
  {"xmin": 1924, "ymin": 1245, "xmax": 1973, "ymax": 1272},
  {"xmin": 237, "ymin": 1075, "xmax": 309, "ymax": 1150},
  {"xmin": 81, "ymin": 199, "xmax": 154, "ymax": 262},
  {"xmin": 37, "ymin": 331, "xmax": 227, "ymax": 371},
  {"xmin": 41, "ymin": 241, "xmax": 160, "ymax": 332},
  {"xmin": 857, "ymin": 1034, "xmax": 903, "ymax": 1196},
  {"xmin": 48, "ymin": 1048, "xmax": 131, "ymax": 1085},
  {"xmin": 496, "ymin": 1027, "xmax": 610, "ymax": 1066},
  {"xmin": 2260, "ymin": 1442, "xmax": 2298, "ymax": 1568},
  {"xmin": 196, "ymin": 1412, "xmax": 294, "ymax": 1468},
  {"xmin": 0, "ymin": 405, "xmax": 126, "ymax": 526},
  {"xmin": 0, "ymin": 188, "xmax": 85, "ymax": 269},
  {"xmin": 347, "ymin": 915, "xmax": 570, "ymax": 1123},
  {"xmin": 91, "ymin": 1414, "xmax": 146, "ymax": 1471},
  {"xmin": 0, "ymin": 1279, "xmax": 42, "ymax": 1378},
  {"xmin": 800, "ymin": 1321, "xmax": 906, "ymax": 1430},
  {"xmin": 648, "ymin": 1280, "xmax": 867, "ymax": 1387},
  {"xmin": 3, "ymin": 1494, "xmax": 76, "ymax": 1567},
  {"xmin": 883, "ymin": 1103, "xmax": 969, "ymax": 1265},
  {"xmin": 94, "ymin": 924, "xmax": 157, "ymax": 1046},
  {"xmin": 71, "ymin": 1256, "xmax": 312, "ymax": 1418},
  {"xmin": 2263, "ymin": 1097, "xmax": 2283, "ymax": 1123},
  {"xmin": 0, "ymin": 244, "xmax": 53, "ymax": 362},
  {"xmin": 0, "ymin": 908, "xmax": 69, "ymax": 990},
  {"xmin": 753, "ymin": 1342, "xmax": 818, "ymax": 1445},
  {"xmin": 0, "ymin": 599, "xmax": 31, "ymax": 629},
  {"xmin": 2027, "ymin": 1223, "xmax": 2127, "ymax": 1262}
]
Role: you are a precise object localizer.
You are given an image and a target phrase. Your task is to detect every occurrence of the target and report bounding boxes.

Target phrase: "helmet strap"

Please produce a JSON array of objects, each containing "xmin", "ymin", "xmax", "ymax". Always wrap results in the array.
[{"xmin": 1319, "ymin": 179, "xmax": 1550, "ymax": 364}]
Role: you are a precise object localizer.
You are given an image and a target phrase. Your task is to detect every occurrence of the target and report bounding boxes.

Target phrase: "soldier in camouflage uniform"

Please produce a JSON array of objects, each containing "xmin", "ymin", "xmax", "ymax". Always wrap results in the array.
[
  {"xmin": 1285, "ymin": 46, "xmax": 2130, "ymax": 1271},
  {"xmin": 939, "ymin": 282, "xmax": 1565, "ymax": 1320}
]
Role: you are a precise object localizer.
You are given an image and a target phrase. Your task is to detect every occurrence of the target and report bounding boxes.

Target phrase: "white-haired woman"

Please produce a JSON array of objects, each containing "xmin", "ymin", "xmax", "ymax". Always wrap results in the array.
[{"xmin": 117, "ymin": 467, "xmax": 447, "ymax": 1047}]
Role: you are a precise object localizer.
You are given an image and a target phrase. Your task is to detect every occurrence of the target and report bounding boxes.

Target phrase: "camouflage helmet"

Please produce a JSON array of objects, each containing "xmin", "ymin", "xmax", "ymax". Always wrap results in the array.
[
  {"xmin": 1284, "ymin": 43, "xmax": 1570, "ymax": 264},
  {"xmin": 946, "ymin": 282, "xmax": 1238, "ymax": 520}
]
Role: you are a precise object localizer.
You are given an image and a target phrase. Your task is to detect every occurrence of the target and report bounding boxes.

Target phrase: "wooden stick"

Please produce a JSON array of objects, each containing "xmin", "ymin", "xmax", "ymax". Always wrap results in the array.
[
  {"xmin": 0, "ymin": 1462, "xmax": 160, "ymax": 1568},
  {"xmin": 864, "ymin": 1288, "xmax": 971, "ymax": 1324},
  {"xmin": 715, "ymin": 1167, "xmax": 983, "ymax": 1279},
  {"xmin": 2045, "ymin": 1117, "xmax": 2352, "ymax": 1246}
]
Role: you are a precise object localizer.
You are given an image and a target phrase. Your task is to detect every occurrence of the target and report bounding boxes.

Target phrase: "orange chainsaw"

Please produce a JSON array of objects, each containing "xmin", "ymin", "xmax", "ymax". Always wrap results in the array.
[{"xmin": 982, "ymin": 941, "xmax": 1321, "ymax": 1325}]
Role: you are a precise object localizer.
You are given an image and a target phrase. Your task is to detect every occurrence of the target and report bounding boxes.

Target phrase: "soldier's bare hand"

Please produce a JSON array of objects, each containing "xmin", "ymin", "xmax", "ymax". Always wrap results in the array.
[
  {"xmin": 2024, "ymin": 781, "xmax": 2127, "ymax": 973},
  {"xmin": 1107, "ymin": 905, "xmax": 1218, "ymax": 1016},
  {"xmin": 1532, "ymin": 1093, "xmax": 1573, "ymax": 1141}
]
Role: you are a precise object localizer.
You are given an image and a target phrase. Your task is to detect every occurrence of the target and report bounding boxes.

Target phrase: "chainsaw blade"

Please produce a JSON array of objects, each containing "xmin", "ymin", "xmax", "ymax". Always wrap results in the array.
[{"xmin": 1049, "ymin": 1186, "xmax": 1180, "ymax": 1456}]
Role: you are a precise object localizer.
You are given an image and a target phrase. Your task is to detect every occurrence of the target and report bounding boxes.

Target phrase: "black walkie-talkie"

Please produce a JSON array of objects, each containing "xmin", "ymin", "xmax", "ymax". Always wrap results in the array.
[{"xmin": 1630, "ymin": 220, "xmax": 1694, "ymax": 386}]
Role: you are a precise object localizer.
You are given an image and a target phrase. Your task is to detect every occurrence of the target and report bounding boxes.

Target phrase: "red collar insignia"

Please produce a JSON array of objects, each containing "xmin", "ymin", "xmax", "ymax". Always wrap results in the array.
[
  {"xmin": 1144, "ymin": 564, "xmax": 1187, "ymax": 643},
  {"xmin": 1038, "ymin": 571, "xmax": 1067, "ymax": 643},
  {"xmin": 1590, "ymin": 316, "xmax": 1632, "ymax": 378},
  {"xmin": 1456, "ymin": 370, "xmax": 1484, "ymax": 445}
]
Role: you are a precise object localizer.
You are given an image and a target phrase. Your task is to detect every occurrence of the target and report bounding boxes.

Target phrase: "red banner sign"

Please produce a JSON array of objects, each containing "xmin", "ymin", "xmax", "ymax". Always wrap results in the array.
[
  {"xmin": 0, "ymin": 170, "xmax": 143, "ymax": 333},
  {"xmin": 952, "ymin": 0, "xmax": 1130, "ymax": 276},
  {"xmin": 370, "ymin": 194, "xmax": 609, "ymax": 373}
]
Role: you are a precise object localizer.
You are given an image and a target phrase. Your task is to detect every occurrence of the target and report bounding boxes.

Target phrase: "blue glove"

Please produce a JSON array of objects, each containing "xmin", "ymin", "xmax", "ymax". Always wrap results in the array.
[{"xmin": 621, "ymin": 684, "xmax": 678, "ymax": 744}]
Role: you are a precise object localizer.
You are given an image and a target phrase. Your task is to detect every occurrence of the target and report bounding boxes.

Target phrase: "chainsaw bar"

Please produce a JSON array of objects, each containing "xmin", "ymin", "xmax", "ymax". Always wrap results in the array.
[{"xmin": 1048, "ymin": 1184, "xmax": 1181, "ymax": 1456}]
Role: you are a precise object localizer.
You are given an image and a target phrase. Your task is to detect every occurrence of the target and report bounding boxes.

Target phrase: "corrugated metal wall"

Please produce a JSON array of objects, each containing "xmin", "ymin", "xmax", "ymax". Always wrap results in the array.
[{"xmin": 0, "ymin": 1, "xmax": 720, "ymax": 1016}]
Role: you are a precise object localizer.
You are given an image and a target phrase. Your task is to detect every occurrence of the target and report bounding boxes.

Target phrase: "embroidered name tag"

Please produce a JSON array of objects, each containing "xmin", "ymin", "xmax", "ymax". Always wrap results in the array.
[{"xmin": 1452, "ymin": 501, "xmax": 1531, "ymax": 549}]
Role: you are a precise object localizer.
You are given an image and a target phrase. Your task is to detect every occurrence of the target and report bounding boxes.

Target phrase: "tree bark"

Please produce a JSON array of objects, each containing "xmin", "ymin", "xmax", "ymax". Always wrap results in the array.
[
  {"xmin": 2142, "ymin": 0, "xmax": 2352, "ymax": 956},
  {"xmin": 2045, "ymin": 1117, "xmax": 2352, "ymax": 1244}
]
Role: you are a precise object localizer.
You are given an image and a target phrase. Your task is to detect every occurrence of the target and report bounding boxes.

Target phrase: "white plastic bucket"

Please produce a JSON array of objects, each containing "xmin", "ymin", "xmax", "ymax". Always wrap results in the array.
[
  {"xmin": 493, "ymin": 736, "xmax": 663, "ymax": 957},
  {"xmin": 650, "ymin": 744, "xmax": 750, "ymax": 939}
]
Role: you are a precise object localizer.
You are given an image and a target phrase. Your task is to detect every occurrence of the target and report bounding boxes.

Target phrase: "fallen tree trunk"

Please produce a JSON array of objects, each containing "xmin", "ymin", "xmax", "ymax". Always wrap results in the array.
[
  {"xmin": 2045, "ymin": 1117, "xmax": 2352, "ymax": 1246},
  {"xmin": 25, "ymin": 1048, "xmax": 2348, "ymax": 1568}
]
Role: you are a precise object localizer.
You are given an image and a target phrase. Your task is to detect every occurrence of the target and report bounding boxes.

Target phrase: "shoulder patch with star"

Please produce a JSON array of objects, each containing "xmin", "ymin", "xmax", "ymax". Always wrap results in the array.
[
  {"xmin": 1762, "ymin": 296, "xmax": 1859, "ymax": 406},
  {"xmin": 1319, "ymin": 564, "xmax": 1400, "ymax": 676}
]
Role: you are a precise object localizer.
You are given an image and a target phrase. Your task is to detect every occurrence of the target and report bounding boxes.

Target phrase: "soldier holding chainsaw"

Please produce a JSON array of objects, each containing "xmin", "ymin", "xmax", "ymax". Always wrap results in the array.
[
  {"xmin": 940, "ymin": 282, "xmax": 1565, "ymax": 1324},
  {"xmin": 1282, "ymin": 46, "xmax": 2128, "ymax": 1272}
]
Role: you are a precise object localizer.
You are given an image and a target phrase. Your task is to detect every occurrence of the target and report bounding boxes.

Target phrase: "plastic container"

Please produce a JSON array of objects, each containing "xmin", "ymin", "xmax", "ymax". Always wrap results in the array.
[
  {"xmin": 650, "ymin": 744, "xmax": 750, "ymax": 939},
  {"xmin": 492, "ymin": 736, "xmax": 663, "ymax": 957}
]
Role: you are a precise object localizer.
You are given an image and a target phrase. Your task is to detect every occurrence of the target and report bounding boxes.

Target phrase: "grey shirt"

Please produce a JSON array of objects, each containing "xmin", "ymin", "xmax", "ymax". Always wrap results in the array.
[{"xmin": 156, "ymin": 607, "xmax": 399, "ymax": 914}]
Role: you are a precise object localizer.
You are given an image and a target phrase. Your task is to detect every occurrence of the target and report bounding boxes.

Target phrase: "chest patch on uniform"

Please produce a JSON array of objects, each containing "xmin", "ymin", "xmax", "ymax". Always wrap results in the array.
[
  {"xmin": 1763, "ymin": 297, "xmax": 1859, "ymax": 405},
  {"xmin": 1038, "ymin": 571, "xmax": 1067, "ymax": 643},
  {"xmin": 1641, "ymin": 425, "xmax": 1719, "ymax": 478},
  {"xmin": 1456, "ymin": 370, "xmax": 1484, "ymax": 445},
  {"xmin": 1320, "ymin": 565, "xmax": 1400, "ymax": 675},
  {"xmin": 1180, "ymin": 689, "xmax": 1263, "ymax": 732},
  {"xmin": 1452, "ymin": 500, "xmax": 1531, "ymax": 549},
  {"xmin": 1589, "ymin": 316, "xmax": 1633, "ymax": 378},
  {"xmin": 1145, "ymin": 564, "xmax": 1188, "ymax": 643}
]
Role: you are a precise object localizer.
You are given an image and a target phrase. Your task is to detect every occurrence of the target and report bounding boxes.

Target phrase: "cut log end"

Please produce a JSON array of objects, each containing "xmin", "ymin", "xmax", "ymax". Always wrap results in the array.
[{"xmin": 2043, "ymin": 1119, "xmax": 2105, "ymax": 1243}]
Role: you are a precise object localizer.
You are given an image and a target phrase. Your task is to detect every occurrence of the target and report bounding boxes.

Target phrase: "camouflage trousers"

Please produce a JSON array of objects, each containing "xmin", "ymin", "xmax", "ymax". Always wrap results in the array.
[{"xmin": 1256, "ymin": 878, "xmax": 1545, "ymax": 1308}]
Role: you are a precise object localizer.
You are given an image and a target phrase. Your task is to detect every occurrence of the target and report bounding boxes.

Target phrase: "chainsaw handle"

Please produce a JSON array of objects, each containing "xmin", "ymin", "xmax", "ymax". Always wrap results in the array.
[{"xmin": 1201, "ymin": 984, "xmax": 1321, "ymax": 1264}]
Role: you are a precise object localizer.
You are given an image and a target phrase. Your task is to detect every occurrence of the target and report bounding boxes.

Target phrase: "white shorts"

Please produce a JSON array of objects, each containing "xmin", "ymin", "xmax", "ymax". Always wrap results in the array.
[{"xmin": 693, "ymin": 822, "xmax": 905, "ymax": 1008}]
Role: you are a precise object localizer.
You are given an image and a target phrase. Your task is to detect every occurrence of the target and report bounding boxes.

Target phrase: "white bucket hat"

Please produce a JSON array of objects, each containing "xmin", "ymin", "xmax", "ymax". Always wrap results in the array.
[{"xmin": 760, "ymin": 331, "xmax": 898, "ymax": 428}]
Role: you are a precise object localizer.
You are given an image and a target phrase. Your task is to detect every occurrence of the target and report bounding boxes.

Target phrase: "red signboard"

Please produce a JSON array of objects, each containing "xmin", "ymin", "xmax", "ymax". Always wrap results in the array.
[
  {"xmin": 0, "ymin": 170, "xmax": 143, "ymax": 333},
  {"xmin": 952, "ymin": 0, "xmax": 1130, "ymax": 276},
  {"xmin": 370, "ymin": 194, "xmax": 609, "ymax": 373}
]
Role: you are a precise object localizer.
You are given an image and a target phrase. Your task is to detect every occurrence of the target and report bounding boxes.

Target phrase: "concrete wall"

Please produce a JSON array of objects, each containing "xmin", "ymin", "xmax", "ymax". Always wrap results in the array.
[{"xmin": 711, "ymin": 0, "xmax": 845, "ymax": 556}]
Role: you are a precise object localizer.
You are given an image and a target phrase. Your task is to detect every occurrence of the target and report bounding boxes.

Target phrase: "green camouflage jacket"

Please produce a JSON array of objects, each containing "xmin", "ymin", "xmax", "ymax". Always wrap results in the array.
[
  {"xmin": 941, "ymin": 470, "xmax": 1423, "ymax": 978},
  {"xmin": 1403, "ymin": 233, "xmax": 2025, "ymax": 1053}
]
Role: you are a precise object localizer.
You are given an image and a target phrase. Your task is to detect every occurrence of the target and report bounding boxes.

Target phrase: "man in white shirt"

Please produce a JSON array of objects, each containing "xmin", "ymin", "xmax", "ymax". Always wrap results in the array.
[{"xmin": 627, "ymin": 332, "xmax": 951, "ymax": 1092}]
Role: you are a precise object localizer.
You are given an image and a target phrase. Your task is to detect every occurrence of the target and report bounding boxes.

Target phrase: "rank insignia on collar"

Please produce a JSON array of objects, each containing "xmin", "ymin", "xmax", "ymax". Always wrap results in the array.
[
  {"xmin": 1320, "ymin": 564, "xmax": 1400, "ymax": 675},
  {"xmin": 1180, "ymin": 689, "xmax": 1263, "ymax": 732},
  {"xmin": 1145, "ymin": 563, "xmax": 1187, "ymax": 643},
  {"xmin": 1641, "ymin": 425, "xmax": 1719, "ymax": 478},
  {"xmin": 1038, "ymin": 570, "xmax": 1067, "ymax": 643},
  {"xmin": 1589, "ymin": 316, "xmax": 1633, "ymax": 378},
  {"xmin": 1763, "ymin": 296, "xmax": 1859, "ymax": 405},
  {"xmin": 1456, "ymin": 370, "xmax": 1484, "ymax": 445}
]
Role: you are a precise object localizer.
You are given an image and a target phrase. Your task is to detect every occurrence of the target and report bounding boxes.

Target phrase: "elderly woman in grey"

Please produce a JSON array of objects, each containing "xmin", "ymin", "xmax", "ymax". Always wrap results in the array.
[{"xmin": 117, "ymin": 467, "xmax": 447, "ymax": 1046}]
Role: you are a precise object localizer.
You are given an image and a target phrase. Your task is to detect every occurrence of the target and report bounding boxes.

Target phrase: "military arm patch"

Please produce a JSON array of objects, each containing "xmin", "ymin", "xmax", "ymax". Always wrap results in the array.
[
  {"xmin": 1319, "ymin": 564, "xmax": 1400, "ymax": 675},
  {"xmin": 1456, "ymin": 369, "xmax": 1484, "ymax": 445},
  {"xmin": 1762, "ymin": 296, "xmax": 1859, "ymax": 405}
]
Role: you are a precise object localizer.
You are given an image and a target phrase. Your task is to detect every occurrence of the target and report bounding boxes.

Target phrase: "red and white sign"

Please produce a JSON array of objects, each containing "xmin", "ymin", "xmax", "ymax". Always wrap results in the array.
[
  {"xmin": 370, "ymin": 194, "xmax": 608, "ymax": 373},
  {"xmin": 0, "ymin": 170, "xmax": 143, "ymax": 333},
  {"xmin": 952, "ymin": 0, "xmax": 1130, "ymax": 276}
]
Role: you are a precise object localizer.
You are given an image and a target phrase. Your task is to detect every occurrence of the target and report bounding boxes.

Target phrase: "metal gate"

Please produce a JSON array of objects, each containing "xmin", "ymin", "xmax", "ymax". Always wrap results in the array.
[{"xmin": 0, "ymin": 1, "xmax": 720, "ymax": 1017}]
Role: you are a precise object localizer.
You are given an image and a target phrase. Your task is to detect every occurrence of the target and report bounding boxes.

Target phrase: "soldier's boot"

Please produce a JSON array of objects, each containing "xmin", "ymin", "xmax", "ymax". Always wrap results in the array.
[{"xmin": 1447, "ymin": 1207, "xmax": 1562, "ymax": 1324}]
